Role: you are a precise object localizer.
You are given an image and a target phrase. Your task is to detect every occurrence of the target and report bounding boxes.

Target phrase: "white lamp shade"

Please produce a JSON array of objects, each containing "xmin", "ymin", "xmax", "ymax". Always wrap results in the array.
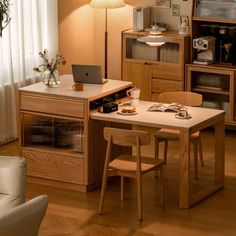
[
  {"xmin": 89, "ymin": 0, "xmax": 125, "ymax": 9},
  {"xmin": 146, "ymin": 42, "xmax": 165, "ymax": 47},
  {"xmin": 137, "ymin": 35, "xmax": 165, "ymax": 47}
]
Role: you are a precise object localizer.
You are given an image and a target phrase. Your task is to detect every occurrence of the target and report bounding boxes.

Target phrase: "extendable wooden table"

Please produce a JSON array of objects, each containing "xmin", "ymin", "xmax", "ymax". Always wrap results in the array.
[{"xmin": 91, "ymin": 100, "xmax": 225, "ymax": 209}]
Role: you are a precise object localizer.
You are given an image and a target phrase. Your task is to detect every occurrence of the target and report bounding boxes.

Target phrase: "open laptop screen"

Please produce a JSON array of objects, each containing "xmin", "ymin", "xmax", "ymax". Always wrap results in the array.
[{"xmin": 72, "ymin": 64, "xmax": 108, "ymax": 84}]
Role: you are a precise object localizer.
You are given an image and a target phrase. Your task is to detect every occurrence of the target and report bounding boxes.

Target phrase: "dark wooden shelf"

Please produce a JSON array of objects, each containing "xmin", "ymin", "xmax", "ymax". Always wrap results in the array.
[
  {"xmin": 192, "ymin": 87, "xmax": 230, "ymax": 95},
  {"xmin": 192, "ymin": 17, "xmax": 236, "ymax": 24},
  {"xmin": 186, "ymin": 63, "xmax": 236, "ymax": 72}
]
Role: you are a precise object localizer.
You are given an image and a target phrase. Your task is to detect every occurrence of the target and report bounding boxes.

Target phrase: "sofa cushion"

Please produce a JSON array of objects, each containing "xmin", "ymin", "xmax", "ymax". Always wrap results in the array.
[{"xmin": 0, "ymin": 156, "xmax": 26, "ymax": 210}]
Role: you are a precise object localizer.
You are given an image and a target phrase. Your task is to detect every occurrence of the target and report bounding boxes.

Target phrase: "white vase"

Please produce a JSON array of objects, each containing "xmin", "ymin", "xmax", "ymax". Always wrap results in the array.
[{"xmin": 42, "ymin": 70, "xmax": 60, "ymax": 88}]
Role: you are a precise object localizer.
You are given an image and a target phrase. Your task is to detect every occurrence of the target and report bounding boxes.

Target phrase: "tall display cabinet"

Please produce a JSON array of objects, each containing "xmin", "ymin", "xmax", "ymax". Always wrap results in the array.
[{"xmin": 186, "ymin": 0, "xmax": 236, "ymax": 125}]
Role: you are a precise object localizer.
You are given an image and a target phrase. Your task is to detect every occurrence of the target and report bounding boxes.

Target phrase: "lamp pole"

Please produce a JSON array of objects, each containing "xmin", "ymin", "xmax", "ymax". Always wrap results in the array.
[
  {"xmin": 89, "ymin": 0, "xmax": 125, "ymax": 79},
  {"xmin": 105, "ymin": 8, "xmax": 108, "ymax": 79}
]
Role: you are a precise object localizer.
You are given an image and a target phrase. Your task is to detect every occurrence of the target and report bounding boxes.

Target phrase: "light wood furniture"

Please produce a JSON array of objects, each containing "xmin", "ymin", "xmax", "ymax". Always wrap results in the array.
[
  {"xmin": 2, "ymin": 132, "xmax": 236, "ymax": 236},
  {"xmin": 121, "ymin": 29, "xmax": 190, "ymax": 101},
  {"xmin": 187, "ymin": 0, "xmax": 236, "ymax": 126},
  {"xmin": 154, "ymin": 91, "xmax": 204, "ymax": 179},
  {"xmin": 91, "ymin": 100, "xmax": 225, "ymax": 209},
  {"xmin": 19, "ymin": 75, "xmax": 132, "ymax": 192},
  {"xmin": 98, "ymin": 127, "xmax": 164, "ymax": 221},
  {"xmin": 186, "ymin": 64, "xmax": 236, "ymax": 125}
]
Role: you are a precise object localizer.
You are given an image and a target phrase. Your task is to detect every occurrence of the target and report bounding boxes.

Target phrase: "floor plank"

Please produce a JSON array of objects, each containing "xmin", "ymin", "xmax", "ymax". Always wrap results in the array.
[{"xmin": 1, "ymin": 129, "xmax": 236, "ymax": 236}]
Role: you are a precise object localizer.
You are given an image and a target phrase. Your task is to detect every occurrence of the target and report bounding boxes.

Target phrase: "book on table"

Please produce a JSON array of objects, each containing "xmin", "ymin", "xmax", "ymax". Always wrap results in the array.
[{"xmin": 147, "ymin": 103, "xmax": 186, "ymax": 112}]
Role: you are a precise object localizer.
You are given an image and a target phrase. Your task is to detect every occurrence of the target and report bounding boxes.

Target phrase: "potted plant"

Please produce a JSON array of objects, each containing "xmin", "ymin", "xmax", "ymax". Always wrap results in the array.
[{"xmin": 0, "ymin": 0, "xmax": 11, "ymax": 38}]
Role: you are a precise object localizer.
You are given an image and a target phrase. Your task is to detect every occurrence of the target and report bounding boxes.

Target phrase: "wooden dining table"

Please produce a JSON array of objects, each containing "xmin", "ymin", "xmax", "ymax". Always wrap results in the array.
[{"xmin": 91, "ymin": 100, "xmax": 225, "ymax": 209}]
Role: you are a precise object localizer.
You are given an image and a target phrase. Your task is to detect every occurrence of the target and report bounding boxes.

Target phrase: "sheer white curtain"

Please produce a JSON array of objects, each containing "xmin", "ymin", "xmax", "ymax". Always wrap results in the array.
[{"xmin": 0, "ymin": 0, "xmax": 58, "ymax": 145}]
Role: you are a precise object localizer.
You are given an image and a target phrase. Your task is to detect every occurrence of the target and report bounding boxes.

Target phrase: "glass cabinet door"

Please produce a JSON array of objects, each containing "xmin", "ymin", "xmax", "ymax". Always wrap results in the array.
[
  {"xmin": 22, "ymin": 114, "xmax": 84, "ymax": 154},
  {"xmin": 125, "ymin": 37, "xmax": 180, "ymax": 64},
  {"xmin": 194, "ymin": 0, "xmax": 236, "ymax": 20}
]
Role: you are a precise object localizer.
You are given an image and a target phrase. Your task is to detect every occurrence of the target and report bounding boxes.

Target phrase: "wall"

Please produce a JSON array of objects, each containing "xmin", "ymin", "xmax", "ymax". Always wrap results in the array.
[
  {"xmin": 58, "ymin": 0, "xmax": 95, "ymax": 75},
  {"xmin": 58, "ymin": 0, "xmax": 193, "ymax": 79}
]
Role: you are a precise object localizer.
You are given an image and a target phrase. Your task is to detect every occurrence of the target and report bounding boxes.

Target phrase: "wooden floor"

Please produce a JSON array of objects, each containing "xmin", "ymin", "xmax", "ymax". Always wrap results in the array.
[{"xmin": 1, "ymin": 128, "xmax": 236, "ymax": 236}]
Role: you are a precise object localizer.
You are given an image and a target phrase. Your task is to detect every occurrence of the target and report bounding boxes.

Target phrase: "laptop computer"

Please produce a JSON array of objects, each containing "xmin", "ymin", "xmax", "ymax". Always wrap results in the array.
[{"xmin": 72, "ymin": 64, "xmax": 108, "ymax": 84}]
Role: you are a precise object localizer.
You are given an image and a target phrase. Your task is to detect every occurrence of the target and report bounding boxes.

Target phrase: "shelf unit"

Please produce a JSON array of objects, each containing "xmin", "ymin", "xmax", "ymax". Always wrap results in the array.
[
  {"xmin": 121, "ymin": 29, "xmax": 190, "ymax": 102},
  {"xmin": 191, "ymin": 0, "xmax": 236, "ymax": 64},
  {"xmin": 186, "ymin": 64, "xmax": 236, "ymax": 123},
  {"xmin": 187, "ymin": 0, "xmax": 236, "ymax": 125},
  {"xmin": 19, "ymin": 76, "xmax": 132, "ymax": 191}
]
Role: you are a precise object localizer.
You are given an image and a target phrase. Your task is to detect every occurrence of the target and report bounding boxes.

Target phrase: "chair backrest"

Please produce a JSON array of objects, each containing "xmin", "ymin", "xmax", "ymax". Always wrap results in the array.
[
  {"xmin": 0, "ymin": 156, "xmax": 26, "ymax": 210},
  {"xmin": 104, "ymin": 127, "xmax": 150, "ymax": 147},
  {"xmin": 0, "ymin": 195, "xmax": 48, "ymax": 236},
  {"xmin": 159, "ymin": 91, "xmax": 202, "ymax": 107}
]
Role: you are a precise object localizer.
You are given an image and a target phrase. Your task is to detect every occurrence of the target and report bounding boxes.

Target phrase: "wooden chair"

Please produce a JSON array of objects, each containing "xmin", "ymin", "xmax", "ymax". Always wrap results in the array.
[
  {"xmin": 99, "ymin": 127, "xmax": 165, "ymax": 221},
  {"xmin": 154, "ymin": 91, "xmax": 204, "ymax": 179}
]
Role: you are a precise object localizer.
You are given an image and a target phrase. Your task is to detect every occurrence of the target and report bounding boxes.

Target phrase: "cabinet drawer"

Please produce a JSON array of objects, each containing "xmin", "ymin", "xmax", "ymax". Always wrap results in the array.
[
  {"xmin": 152, "ymin": 78, "xmax": 182, "ymax": 94},
  {"xmin": 23, "ymin": 149, "xmax": 84, "ymax": 184},
  {"xmin": 21, "ymin": 94, "xmax": 84, "ymax": 118},
  {"xmin": 152, "ymin": 65, "xmax": 182, "ymax": 81}
]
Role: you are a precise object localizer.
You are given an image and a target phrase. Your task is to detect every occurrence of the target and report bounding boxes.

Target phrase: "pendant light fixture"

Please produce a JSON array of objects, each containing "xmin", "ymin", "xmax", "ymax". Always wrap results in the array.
[
  {"xmin": 137, "ymin": 30, "xmax": 165, "ymax": 47},
  {"xmin": 137, "ymin": 6, "xmax": 165, "ymax": 47}
]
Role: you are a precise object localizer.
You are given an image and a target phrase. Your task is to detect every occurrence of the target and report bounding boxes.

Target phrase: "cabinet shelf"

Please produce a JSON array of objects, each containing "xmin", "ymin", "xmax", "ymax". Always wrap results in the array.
[
  {"xmin": 189, "ymin": 63, "xmax": 236, "ymax": 72},
  {"xmin": 192, "ymin": 87, "xmax": 230, "ymax": 95},
  {"xmin": 192, "ymin": 16, "xmax": 236, "ymax": 24},
  {"xmin": 198, "ymin": 0, "xmax": 235, "ymax": 4}
]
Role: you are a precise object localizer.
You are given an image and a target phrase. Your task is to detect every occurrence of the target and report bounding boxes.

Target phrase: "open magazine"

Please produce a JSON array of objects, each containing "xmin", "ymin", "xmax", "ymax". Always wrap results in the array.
[{"xmin": 147, "ymin": 103, "xmax": 186, "ymax": 112}]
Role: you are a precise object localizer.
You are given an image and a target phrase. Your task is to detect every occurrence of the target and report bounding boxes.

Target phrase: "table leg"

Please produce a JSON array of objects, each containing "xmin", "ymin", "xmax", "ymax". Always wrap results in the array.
[
  {"xmin": 179, "ymin": 130, "xmax": 191, "ymax": 209},
  {"xmin": 215, "ymin": 119, "xmax": 225, "ymax": 185},
  {"xmin": 179, "ymin": 117, "xmax": 225, "ymax": 209}
]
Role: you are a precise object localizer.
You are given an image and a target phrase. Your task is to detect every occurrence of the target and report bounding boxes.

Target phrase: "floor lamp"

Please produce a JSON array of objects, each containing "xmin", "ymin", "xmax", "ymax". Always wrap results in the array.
[{"xmin": 90, "ymin": 0, "xmax": 125, "ymax": 79}]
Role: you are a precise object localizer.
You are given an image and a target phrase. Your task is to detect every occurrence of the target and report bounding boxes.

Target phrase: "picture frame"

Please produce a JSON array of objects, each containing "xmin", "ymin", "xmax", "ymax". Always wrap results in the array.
[{"xmin": 155, "ymin": 0, "xmax": 171, "ymax": 8}]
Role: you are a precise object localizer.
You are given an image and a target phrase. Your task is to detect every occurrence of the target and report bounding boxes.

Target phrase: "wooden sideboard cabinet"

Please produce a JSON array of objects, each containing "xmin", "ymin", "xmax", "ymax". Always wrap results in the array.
[
  {"xmin": 19, "ymin": 75, "xmax": 132, "ymax": 191},
  {"xmin": 121, "ymin": 29, "xmax": 190, "ymax": 101}
]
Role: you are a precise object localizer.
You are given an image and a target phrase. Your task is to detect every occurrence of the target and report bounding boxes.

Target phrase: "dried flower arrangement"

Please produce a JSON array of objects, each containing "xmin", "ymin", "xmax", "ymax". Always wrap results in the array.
[
  {"xmin": 33, "ymin": 50, "xmax": 66, "ymax": 87},
  {"xmin": 33, "ymin": 50, "xmax": 66, "ymax": 74}
]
